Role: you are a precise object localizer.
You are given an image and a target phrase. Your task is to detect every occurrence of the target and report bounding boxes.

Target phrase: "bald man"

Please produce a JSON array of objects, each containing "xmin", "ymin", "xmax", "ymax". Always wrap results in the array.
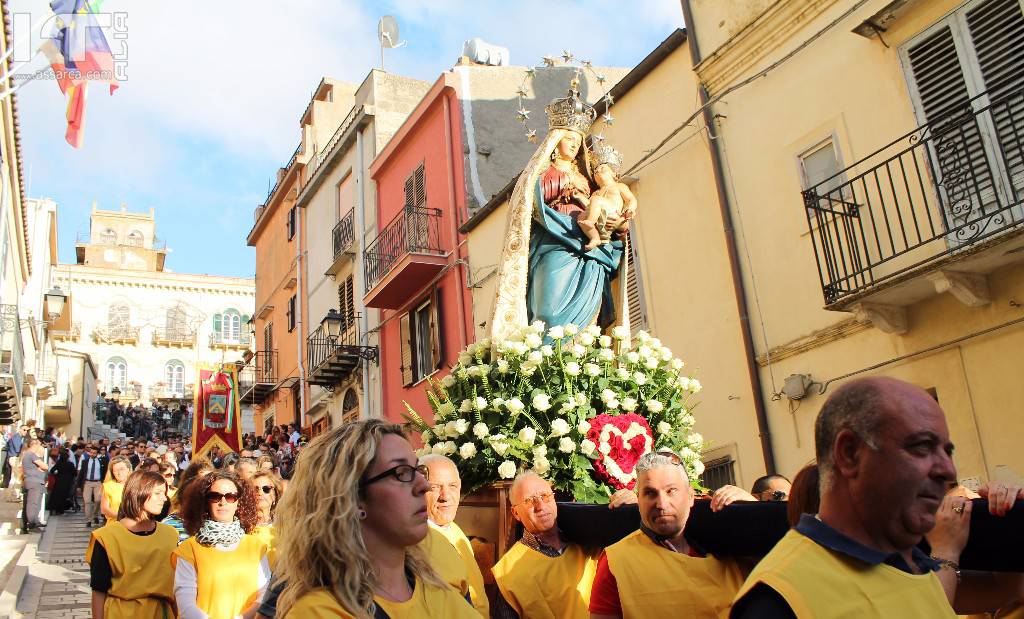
[
  {"xmin": 732, "ymin": 377, "xmax": 958, "ymax": 618},
  {"xmin": 420, "ymin": 454, "xmax": 489, "ymax": 617}
]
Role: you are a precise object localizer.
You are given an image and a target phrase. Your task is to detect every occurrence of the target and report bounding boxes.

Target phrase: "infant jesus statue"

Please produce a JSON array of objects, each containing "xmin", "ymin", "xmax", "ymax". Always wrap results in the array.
[{"xmin": 576, "ymin": 143, "xmax": 637, "ymax": 250}]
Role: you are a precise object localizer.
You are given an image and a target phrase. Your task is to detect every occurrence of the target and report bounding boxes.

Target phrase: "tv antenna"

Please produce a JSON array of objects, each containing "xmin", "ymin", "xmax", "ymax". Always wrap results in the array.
[{"xmin": 377, "ymin": 16, "xmax": 406, "ymax": 71}]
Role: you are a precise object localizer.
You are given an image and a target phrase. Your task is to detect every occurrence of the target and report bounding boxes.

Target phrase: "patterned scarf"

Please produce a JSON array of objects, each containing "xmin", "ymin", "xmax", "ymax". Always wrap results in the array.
[{"xmin": 196, "ymin": 518, "xmax": 245, "ymax": 547}]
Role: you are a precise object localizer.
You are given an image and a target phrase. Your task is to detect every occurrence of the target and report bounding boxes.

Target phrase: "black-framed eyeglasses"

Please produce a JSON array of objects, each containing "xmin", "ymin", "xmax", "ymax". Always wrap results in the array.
[{"xmin": 360, "ymin": 464, "xmax": 429, "ymax": 487}]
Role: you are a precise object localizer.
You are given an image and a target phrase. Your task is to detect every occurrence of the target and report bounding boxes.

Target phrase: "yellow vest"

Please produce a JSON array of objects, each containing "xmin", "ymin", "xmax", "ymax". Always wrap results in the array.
[
  {"xmin": 605, "ymin": 530, "xmax": 745, "ymax": 619},
  {"xmin": 734, "ymin": 529, "xmax": 955, "ymax": 618},
  {"xmin": 431, "ymin": 521, "xmax": 489, "ymax": 618},
  {"xmin": 252, "ymin": 524, "xmax": 277, "ymax": 568},
  {"xmin": 418, "ymin": 526, "xmax": 469, "ymax": 600},
  {"xmin": 283, "ymin": 581, "xmax": 480, "ymax": 618},
  {"xmin": 85, "ymin": 521, "xmax": 178, "ymax": 619},
  {"xmin": 491, "ymin": 540, "xmax": 598, "ymax": 619},
  {"xmin": 102, "ymin": 480, "xmax": 124, "ymax": 517},
  {"xmin": 171, "ymin": 534, "xmax": 267, "ymax": 619}
]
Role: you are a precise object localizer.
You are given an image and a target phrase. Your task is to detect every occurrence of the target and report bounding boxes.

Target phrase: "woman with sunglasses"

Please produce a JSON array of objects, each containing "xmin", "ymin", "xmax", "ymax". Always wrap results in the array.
[
  {"xmin": 274, "ymin": 419, "xmax": 477, "ymax": 618},
  {"xmin": 163, "ymin": 457, "xmax": 215, "ymax": 542},
  {"xmin": 172, "ymin": 471, "xmax": 269, "ymax": 619},
  {"xmin": 251, "ymin": 472, "xmax": 283, "ymax": 568},
  {"xmin": 86, "ymin": 470, "xmax": 178, "ymax": 618},
  {"xmin": 101, "ymin": 455, "xmax": 134, "ymax": 522}
]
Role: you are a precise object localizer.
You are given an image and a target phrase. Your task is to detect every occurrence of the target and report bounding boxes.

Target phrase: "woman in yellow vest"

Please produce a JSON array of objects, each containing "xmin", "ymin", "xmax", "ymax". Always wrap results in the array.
[
  {"xmin": 100, "ymin": 456, "xmax": 133, "ymax": 522},
  {"xmin": 171, "ymin": 470, "xmax": 269, "ymax": 619},
  {"xmin": 251, "ymin": 471, "xmax": 283, "ymax": 568},
  {"xmin": 274, "ymin": 419, "xmax": 479, "ymax": 619},
  {"xmin": 86, "ymin": 469, "xmax": 179, "ymax": 619}
]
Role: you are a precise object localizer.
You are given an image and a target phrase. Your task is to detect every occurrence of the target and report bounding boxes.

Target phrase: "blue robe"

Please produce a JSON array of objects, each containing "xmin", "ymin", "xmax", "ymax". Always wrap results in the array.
[{"xmin": 526, "ymin": 179, "xmax": 623, "ymax": 329}]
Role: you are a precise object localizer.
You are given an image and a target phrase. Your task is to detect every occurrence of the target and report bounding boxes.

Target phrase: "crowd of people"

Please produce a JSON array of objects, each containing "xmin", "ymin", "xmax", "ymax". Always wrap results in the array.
[
  {"xmin": 94, "ymin": 392, "xmax": 190, "ymax": 441},
  {"xmin": 2, "ymin": 376, "xmax": 1021, "ymax": 618}
]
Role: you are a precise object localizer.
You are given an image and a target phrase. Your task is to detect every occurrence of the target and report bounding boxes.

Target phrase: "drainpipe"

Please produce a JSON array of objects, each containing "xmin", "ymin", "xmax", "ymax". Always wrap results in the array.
[
  {"xmin": 680, "ymin": 0, "xmax": 777, "ymax": 474},
  {"xmin": 355, "ymin": 129, "xmax": 375, "ymax": 419},
  {"xmin": 295, "ymin": 200, "xmax": 307, "ymax": 429},
  {"xmin": 442, "ymin": 91, "xmax": 470, "ymax": 352}
]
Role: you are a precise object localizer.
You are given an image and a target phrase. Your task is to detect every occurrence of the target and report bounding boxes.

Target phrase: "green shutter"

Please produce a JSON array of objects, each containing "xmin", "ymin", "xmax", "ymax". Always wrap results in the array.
[{"xmin": 213, "ymin": 313, "xmax": 222, "ymax": 333}]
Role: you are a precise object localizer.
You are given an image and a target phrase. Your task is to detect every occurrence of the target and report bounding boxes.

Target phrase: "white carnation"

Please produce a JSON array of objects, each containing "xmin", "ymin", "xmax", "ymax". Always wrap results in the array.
[
  {"xmin": 578, "ymin": 420, "xmax": 591, "ymax": 434},
  {"xmin": 579, "ymin": 333, "xmax": 595, "ymax": 346},
  {"xmin": 540, "ymin": 345, "xmax": 554, "ymax": 357},
  {"xmin": 657, "ymin": 421, "xmax": 672, "ymax": 435},
  {"xmin": 506, "ymin": 398, "xmax": 525, "ymax": 413},
  {"xmin": 677, "ymin": 376, "xmax": 691, "ymax": 391},
  {"xmin": 671, "ymin": 358, "xmax": 685, "ymax": 370},
  {"xmin": 529, "ymin": 321, "xmax": 545, "ymax": 334},
  {"xmin": 585, "ymin": 363, "xmax": 601, "ymax": 377},
  {"xmin": 458, "ymin": 352, "xmax": 473, "ymax": 366},
  {"xmin": 497, "ymin": 359, "xmax": 510, "ymax": 373},
  {"xmin": 626, "ymin": 351, "xmax": 640, "ymax": 364},
  {"xmin": 690, "ymin": 378, "xmax": 703, "ymax": 393},
  {"xmin": 612, "ymin": 325, "xmax": 630, "ymax": 339},
  {"xmin": 580, "ymin": 438, "xmax": 597, "ymax": 456},
  {"xmin": 533, "ymin": 456, "xmax": 551, "ymax": 475},
  {"xmin": 600, "ymin": 389, "xmax": 617, "ymax": 403},
  {"xmin": 638, "ymin": 345, "xmax": 653, "ymax": 358},
  {"xmin": 571, "ymin": 344, "xmax": 587, "ymax": 358},
  {"xmin": 599, "ymin": 335, "xmax": 612, "ymax": 348},
  {"xmin": 459, "ymin": 399, "xmax": 474, "ymax": 413},
  {"xmin": 421, "ymin": 430, "xmax": 433, "ymax": 443},
  {"xmin": 607, "ymin": 398, "xmax": 620, "ymax": 410},
  {"xmin": 498, "ymin": 460, "xmax": 517, "ymax": 479},
  {"xmin": 646, "ymin": 400, "xmax": 664, "ymax": 413},
  {"xmin": 692, "ymin": 460, "xmax": 705, "ymax": 476},
  {"xmin": 474, "ymin": 397, "xmax": 488, "ymax": 411},
  {"xmin": 547, "ymin": 326, "xmax": 565, "ymax": 340},
  {"xmin": 621, "ymin": 397, "xmax": 638, "ymax": 412},
  {"xmin": 492, "ymin": 440, "xmax": 510, "ymax": 456},
  {"xmin": 454, "ymin": 419, "xmax": 470, "ymax": 435},
  {"xmin": 459, "ymin": 442, "xmax": 478, "ymax": 459},
  {"xmin": 687, "ymin": 432, "xmax": 704, "ymax": 448},
  {"xmin": 558, "ymin": 437, "xmax": 576, "ymax": 453},
  {"xmin": 441, "ymin": 374, "xmax": 456, "ymax": 388},
  {"xmin": 645, "ymin": 357, "xmax": 659, "ymax": 370},
  {"xmin": 491, "ymin": 397, "xmax": 505, "ymax": 410},
  {"xmin": 565, "ymin": 361, "xmax": 581, "ymax": 377},
  {"xmin": 443, "ymin": 441, "xmax": 457, "ymax": 456},
  {"xmin": 525, "ymin": 333, "xmax": 543, "ymax": 349},
  {"xmin": 550, "ymin": 418, "xmax": 571, "ymax": 437},
  {"xmin": 633, "ymin": 371, "xmax": 648, "ymax": 386},
  {"xmin": 564, "ymin": 324, "xmax": 579, "ymax": 336},
  {"xmin": 431, "ymin": 443, "xmax": 445, "ymax": 455},
  {"xmin": 528, "ymin": 350, "xmax": 544, "ymax": 364},
  {"xmin": 472, "ymin": 422, "xmax": 489, "ymax": 439},
  {"xmin": 598, "ymin": 348, "xmax": 614, "ymax": 362},
  {"xmin": 532, "ymin": 394, "xmax": 553, "ymax": 411},
  {"xmin": 518, "ymin": 427, "xmax": 537, "ymax": 445},
  {"xmin": 616, "ymin": 367, "xmax": 630, "ymax": 380},
  {"xmin": 599, "ymin": 442, "xmax": 612, "ymax": 455}
]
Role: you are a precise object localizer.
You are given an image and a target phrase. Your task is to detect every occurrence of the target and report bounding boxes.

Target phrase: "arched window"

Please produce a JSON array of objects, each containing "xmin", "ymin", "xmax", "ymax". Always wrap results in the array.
[
  {"xmin": 108, "ymin": 303, "xmax": 130, "ymax": 337},
  {"xmin": 126, "ymin": 230, "xmax": 144, "ymax": 247},
  {"xmin": 342, "ymin": 388, "xmax": 360, "ymax": 423},
  {"xmin": 214, "ymin": 309, "xmax": 242, "ymax": 342},
  {"xmin": 165, "ymin": 360, "xmax": 185, "ymax": 394},
  {"xmin": 105, "ymin": 357, "xmax": 127, "ymax": 389},
  {"xmin": 99, "ymin": 228, "xmax": 117, "ymax": 245}
]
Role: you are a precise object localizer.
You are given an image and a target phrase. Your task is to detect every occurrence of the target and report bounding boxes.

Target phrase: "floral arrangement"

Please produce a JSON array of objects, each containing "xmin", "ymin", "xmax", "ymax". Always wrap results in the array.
[{"xmin": 405, "ymin": 322, "xmax": 704, "ymax": 503}]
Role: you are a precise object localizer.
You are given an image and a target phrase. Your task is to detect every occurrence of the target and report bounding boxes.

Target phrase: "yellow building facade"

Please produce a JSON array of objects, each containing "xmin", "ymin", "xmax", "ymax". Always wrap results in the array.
[{"xmin": 466, "ymin": 0, "xmax": 1024, "ymax": 490}]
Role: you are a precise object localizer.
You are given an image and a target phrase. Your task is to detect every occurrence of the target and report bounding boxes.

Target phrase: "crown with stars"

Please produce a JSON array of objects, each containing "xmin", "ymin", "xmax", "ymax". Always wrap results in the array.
[
  {"xmin": 545, "ymin": 78, "xmax": 598, "ymax": 134},
  {"xmin": 589, "ymin": 142, "xmax": 623, "ymax": 171}
]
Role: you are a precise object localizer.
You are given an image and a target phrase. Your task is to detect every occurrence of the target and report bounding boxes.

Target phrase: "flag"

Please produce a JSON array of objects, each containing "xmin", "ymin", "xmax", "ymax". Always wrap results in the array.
[
  {"xmin": 192, "ymin": 367, "xmax": 244, "ymax": 460},
  {"xmin": 43, "ymin": 0, "xmax": 117, "ymax": 147}
]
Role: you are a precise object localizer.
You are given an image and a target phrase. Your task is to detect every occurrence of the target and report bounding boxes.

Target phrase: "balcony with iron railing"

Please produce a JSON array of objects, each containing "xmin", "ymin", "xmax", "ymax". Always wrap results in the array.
[
  {"xmin": 326, "ymin": 209, "xmax": 356, "ymax": 277},
  {"xmin": 363, "ymin": 205, "xmax": 446, "ymax": 309},
  {"xmin": 803, "ymin": 85, "xmax": 1024, "ymax": 326},
  {"xmin": 75, "ymin": 231, "xmax": 168, "ymax": 251},
  {"xmin": 152, "ymin": 327, "xmax": 196, "ymax": 347},
  {"xmin": 92, "ymin": 324, "xmax": 141, "ymax": 344},
  {"xmin": 307, "ymin": 312, "xmax": 378, "ymax": 390},
  {"xmin": 0, "ymin": 305, "xmax": 25, "ymax": 421},
  {"xmin": 239, "ymin": 350, "xmax": 278, "ymax": 405},
  {"xmin": 209, "ymin": 331, "xmax": 252, "ymax": 350}
]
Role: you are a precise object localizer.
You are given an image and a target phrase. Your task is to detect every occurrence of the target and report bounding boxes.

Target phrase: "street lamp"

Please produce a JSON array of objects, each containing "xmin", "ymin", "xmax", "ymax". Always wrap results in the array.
[
  {"xmin": 247, "ymin": 316, "xmax": 255, "ymax": 336},
  {"xmin": 321, "ymin": 309, "xmax": 344, "ymax": 339},
  {"xmin": 44, "ymin": 286, "xmax": 67, "ymax": 321}
]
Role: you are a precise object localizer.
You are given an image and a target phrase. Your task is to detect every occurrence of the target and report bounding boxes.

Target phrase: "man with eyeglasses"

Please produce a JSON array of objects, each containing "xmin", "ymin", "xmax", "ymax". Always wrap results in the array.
[
  {"xmin": 421, "ymin": 454, "xmax": 489, "ymax": 617},
  {"xmin": 492, "ymin": 471, "xmax": 635, "ymax": 619},
  {"xmin": 589, "ymin": 449, "xmax": 748, "ymax": 619}
]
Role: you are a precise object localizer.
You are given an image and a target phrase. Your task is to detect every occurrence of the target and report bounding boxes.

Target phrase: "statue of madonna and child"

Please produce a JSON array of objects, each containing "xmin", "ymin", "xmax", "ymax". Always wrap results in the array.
[{"xmin": 489, "ymin": 80, "xmax": 639, "ymax": 341}]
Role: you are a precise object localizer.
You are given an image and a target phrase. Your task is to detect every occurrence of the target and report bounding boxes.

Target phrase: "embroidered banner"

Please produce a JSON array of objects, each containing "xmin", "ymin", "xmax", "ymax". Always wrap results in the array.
[{"xmin": 192, "ymin": 367, "xmax": 243, "ymax": 459}]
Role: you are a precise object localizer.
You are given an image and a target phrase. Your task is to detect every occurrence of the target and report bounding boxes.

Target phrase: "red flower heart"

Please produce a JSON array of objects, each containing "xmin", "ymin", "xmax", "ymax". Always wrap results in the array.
[{"xmin": 586, "ymin": 413, "xmax": 654, "ymax": 491}]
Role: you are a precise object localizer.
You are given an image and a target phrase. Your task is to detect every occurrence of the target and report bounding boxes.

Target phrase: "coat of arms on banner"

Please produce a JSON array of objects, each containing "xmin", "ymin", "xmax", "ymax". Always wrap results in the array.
[
  {"xmin": 192, "ymin": 366, "xmax": 243, "ymax": 459},
  {"xmin": 205, "ymin": 394, "xmax": 228, "ymax": 429}
]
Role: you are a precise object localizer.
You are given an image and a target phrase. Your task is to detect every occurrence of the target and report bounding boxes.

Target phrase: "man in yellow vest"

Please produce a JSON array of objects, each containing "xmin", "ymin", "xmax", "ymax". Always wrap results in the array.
[
  {"xmin": 421, "ymin": 454, "xmax": 489, "ymax": 617},
  {"xmin": 589, "ymin": 450, "xmax": 747, "ymax": 618},
  {"xmin": 492, "ymin": 472, "xmax": 605, "ymax": 619},
  {"xmin": 731, "ymin": 377, "xmax": 959, "ymax": 618}
]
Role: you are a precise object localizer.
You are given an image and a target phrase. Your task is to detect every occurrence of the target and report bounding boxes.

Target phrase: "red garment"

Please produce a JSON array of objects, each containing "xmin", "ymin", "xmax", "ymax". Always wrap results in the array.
[{"xmin": 541, "ymin": 165, "xmax": 587, "ymax": 216}]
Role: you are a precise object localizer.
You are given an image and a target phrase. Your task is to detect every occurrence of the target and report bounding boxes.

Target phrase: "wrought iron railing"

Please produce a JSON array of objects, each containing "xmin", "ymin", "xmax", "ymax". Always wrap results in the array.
[
  {"xmin": 74, "ymin": 231, "xmax": 166, "ymax": 250},
  {"xmin": 306, "ymin": 312, "xmax": 369, "ymax": 371},
  {"xmin": 333, "ymin": 209, "xmax": 356, "ymax": 259},
  {"xmin": 0, "ymin": 305, "xmax": 25, "ymax": 410},
  {"xmin": 364, "ymin": 206, "xmax": 445, "ymax": 291},
  {"xmin": 50, "ymin": 321, "xmax": 81, "ymax": 340},
  {"xmin": 312, "ymin": 105, "xmax": 362, "ymax": 177},
  {"xmin": 803, "ymin": 85, "xmax": 1024, "ymax": 305},
  {"xmin": 265, "ymin": 143, "xmax": 302, "ymax": 203},
  {"xmin": 239, "ymin": 351, "xmax": 277, "ymax": 391},
  {"xmin": 93, "ymin": 324, "xmax": 140, "ymax": 343},
  {"xmin": 152, "ymin": 327, "xmax": 195, "ymax": 346},
  {"xmin": 209, "ymin": 332, "xmax": 252, "ymax": 347}
]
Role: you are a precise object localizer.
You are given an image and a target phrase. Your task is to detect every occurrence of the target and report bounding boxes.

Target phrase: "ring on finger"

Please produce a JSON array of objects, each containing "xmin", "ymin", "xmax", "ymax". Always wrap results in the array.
[{"xmin": 953, "ymin": 503, "xmax": 965, "ymax": 514}]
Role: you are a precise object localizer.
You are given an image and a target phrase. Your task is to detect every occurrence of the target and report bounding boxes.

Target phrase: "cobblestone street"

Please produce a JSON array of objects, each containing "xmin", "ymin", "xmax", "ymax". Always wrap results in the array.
[{"xmin": 16, "ymin": 511, "xmax": 91, "ymax": 618}]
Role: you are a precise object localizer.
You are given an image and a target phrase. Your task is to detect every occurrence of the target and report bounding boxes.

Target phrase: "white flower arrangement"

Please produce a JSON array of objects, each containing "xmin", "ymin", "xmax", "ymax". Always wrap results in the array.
[{"xmin": 405, "ymin": 322, "xmax": 705, "ymax": 502}]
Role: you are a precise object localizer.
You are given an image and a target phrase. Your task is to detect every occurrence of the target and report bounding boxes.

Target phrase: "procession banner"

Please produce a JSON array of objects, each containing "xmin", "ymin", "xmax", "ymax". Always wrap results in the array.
[{"xmin": 192, "ymin": 366, "xmax": 243, "ymax": 459}]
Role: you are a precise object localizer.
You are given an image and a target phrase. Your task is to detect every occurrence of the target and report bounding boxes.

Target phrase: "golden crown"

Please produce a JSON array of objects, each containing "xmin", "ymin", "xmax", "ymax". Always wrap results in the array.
[
  {"xmin": 589, "ymin": 142, "xmax": 623, "ymax": 171},
  {"xmin": 546, "ymin": 80, "xmax": 597, "ymax": 134}
]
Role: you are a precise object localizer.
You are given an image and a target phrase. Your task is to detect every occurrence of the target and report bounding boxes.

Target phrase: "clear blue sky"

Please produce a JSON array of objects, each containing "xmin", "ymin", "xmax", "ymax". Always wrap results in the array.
[{"xmin": 12, "ymin": 1, "xmax": 682, "ymax": 278}]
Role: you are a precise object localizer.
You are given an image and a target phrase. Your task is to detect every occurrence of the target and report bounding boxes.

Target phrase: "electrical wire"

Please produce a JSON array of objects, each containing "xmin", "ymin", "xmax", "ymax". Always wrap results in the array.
[{"xmin": 622, "ymin": 0, "xmax": 873, "ymax": 177}]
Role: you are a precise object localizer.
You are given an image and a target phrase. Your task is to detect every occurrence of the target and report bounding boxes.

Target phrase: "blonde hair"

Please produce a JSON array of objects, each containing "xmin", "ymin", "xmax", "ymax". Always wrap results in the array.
[{"xmin": 275, "ymin": 419, "xmax": 444, "ymax": 617}]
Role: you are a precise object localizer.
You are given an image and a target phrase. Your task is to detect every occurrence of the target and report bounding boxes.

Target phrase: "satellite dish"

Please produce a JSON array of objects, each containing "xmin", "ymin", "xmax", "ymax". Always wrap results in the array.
[{"xmin": 377, "ymin": 16, "xmax": 406, "ymax": 70}]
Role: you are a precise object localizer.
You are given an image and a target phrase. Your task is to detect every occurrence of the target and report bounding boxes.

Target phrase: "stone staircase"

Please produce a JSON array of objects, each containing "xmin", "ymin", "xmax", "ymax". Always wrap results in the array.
[
  {"xmin": 85, "ymin": 422, "xmax": 126, "ymax": 442},
  {"xmin": 0, "ymin": 484, "xmax": 39, "ymax": 618}
]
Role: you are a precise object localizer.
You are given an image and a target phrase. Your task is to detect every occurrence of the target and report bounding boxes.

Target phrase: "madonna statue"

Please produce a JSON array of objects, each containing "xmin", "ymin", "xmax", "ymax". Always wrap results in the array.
[{"xmin": 489, "ymin": 82, "xmax": 630, "ymax": 341}]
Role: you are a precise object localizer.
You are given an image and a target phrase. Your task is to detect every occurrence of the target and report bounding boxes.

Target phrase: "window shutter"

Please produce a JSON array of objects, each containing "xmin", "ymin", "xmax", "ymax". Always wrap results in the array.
[
  {"xmin": 264, "ymin": 323, "xmax": 273, "ymax": 353},
  {"xmin": 414, "ymin": 164, "xmax": 426, "ymax": 207},
  {"xmin": 400, "ymin": 313, "xmax": 414, "ymax": 386},
  {"xmin": 430, "ymin": 289, "xmax": 443, "ymax": 370},
  {"xmin": 213, "ymin": 313, "xmax": 222, "ymax": 333},
  {"xmin": 625, "ymin": 227, "xmax": 649, "ymax": 333},
  {"xmin": 404, "ymin": 175, "xmax": 415, "ymax": 208}
]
